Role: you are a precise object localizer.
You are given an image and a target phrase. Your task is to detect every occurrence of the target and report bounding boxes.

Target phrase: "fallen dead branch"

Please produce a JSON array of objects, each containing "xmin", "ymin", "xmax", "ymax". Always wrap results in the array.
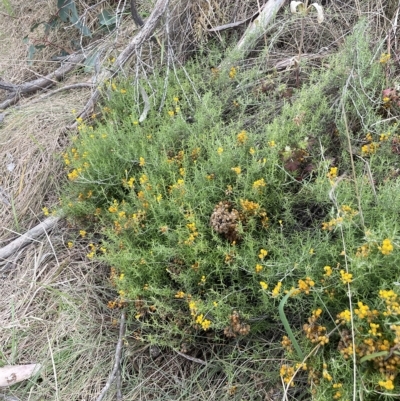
[
  {"xmin": 95, "ymin": 310, "xmax": 126, "ymax": 401},
  {"xmin": 0, "ymin": 54, "xmax": 85, "ymax": 110},
  {"xmin": 207, "ymin": 5, "xmax": 265, "ymax": 32},
  {"xmin": 173, "ymin": 349, "xmax": 207, "ymax": 366},
  {"xmin": 0, "ymin": 216, "xmax": 60, "ymax": 263}
]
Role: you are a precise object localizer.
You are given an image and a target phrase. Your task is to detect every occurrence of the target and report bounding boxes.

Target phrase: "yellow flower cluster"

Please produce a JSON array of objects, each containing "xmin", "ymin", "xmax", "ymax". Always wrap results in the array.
[
  {"xmin": 281, "ymin": 335, "xmax": 292, "ymax": 352},
  {"xmin": 280, "ymin": 364, "xmax": 295, "ymax": 386},
  {"xmin": 322, "ymin": 363, "xmax": 332, "ymax": 381},
  {"xmin": 184, "ymin": 221, "xmax": 199, "ymax": 245},
  {"xmin": 380, "ymin": 238, "xmax": 394, "ymax": 255},
  {"xmin": 303, "ymin": 308, "xmax": 329, "ymax": 346},
  {"xmin": 260, "ymin": 281, "xmax": 268, "ymax": 290},
  {"xmin": 368, "ymin": 322, "xmax": 381, "ymax": 337},
  {"xmin": 255, "ymin": 264, "xmax": 263, "ymax": 273},
  {"xmin": 252, "ymin": 178, "xmax": 266, "ymax": 190},
  {"xmin": 240, "ymin": 199, "xmax": 260, "ymax": 215},
  {"xmin": 169, "ymin": 178, "xmax": 185, "ymax": 195},
  {"xmin": 86, "ymin": 243, "xmax": 96, "ymax": 259},
  {"xmin": 258, "ymin": 248, "xmax": 268, "ymax": 260},
  {"xmin": 379, "ymin": 53, "xmax": 391, "ymax": 64},
  {"xmin": 356, "ymin": 243, "xmax": 370, "ymax": 258},
  {"xmin": 321, "ymin": 216, "xmax": 343, "ymax": 231},
  {"xmin": 340, "ymin": 270, "xmax": 352, "ymax": 284},
  {"xmin": 231, "ymin": 166, "xmax": 241, "ymax": 175},
  {"xmin": 236, "ymin": 130, "xmax": 248, "ymax": 144},
  {"xmin": 332, "ymin": 383, "xmax": 343, "ymax": 399},
  {"xmin": 323, "ymin": 265, "xmax": 332, "ymax": 276},
  {"xmin": 327, "ymin": 166, "xmax": 338, "ymax": 181},
  {"xmin": 380, "ymin": 289, "xmax": 400, "ymax": 316},
  {"xmin": 196, "ymin": 314, "xmax": 211, "ymax": 330},
  {"xmin": 272, "ymin": 281, "xmax": 282, "ymax": 297},
  {"xmin": 336, "ymin": 309, "xmax": 351, "ymax": 323},
  {"xmin": 354, "ymin": 301, "xmax": 379, "ymax": 321},
  {"xmin": 361, "ymin": 142, "xmax": 379, "ymax": 155},
  {"xmin": 378, "ymin": 379, "xmax": 394, "ymax": 390},
  {"xmin": 229, "ymin": 66, "xmax": 237, "ymax": 79},
  {"xmin": 297, "ymin": 277, "xmax": 315, "ymax": 295}
]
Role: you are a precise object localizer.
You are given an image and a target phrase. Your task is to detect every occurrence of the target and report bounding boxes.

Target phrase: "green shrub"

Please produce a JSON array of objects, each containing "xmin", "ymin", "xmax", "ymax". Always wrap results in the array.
[{"xmin": 60, "ymin": 22, "xmax": 400, "ymax": 399}]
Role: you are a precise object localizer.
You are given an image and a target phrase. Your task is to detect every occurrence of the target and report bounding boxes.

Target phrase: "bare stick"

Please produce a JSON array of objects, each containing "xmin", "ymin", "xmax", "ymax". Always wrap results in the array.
[
  {"xmin": 173, "ymin": 349, "xmax": 207, "ymax": 366},
  {"xmin": 68, "ymin": 0, "xmax": 169, "ymax": 129},
  {"xmin": 207, "ymin": 6, "xmax": 265, "ymax": 32},
  {"xmin": 95, "ymin": 310, "xmax": 126, "ymax": 401},
  {"xmin": 0, "ymin": 54, "xmax": 85, "ymax": 110},
  {"xmin": 0, "ymin": 216, "xmax": 60, "ymax": 262}
]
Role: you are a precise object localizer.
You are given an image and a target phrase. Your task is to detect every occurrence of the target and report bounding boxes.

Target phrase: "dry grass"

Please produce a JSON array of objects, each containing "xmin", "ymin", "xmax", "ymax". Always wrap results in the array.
[{"xmin": 0, "ymin": 0, "xmax": 398, "ymax": 400}]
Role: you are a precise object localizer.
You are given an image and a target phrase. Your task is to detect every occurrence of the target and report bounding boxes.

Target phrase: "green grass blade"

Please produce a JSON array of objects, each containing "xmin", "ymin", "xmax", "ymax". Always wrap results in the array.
[{"xmin": 279, "ymin": 289, "xmax": 304, "ymax": 361}]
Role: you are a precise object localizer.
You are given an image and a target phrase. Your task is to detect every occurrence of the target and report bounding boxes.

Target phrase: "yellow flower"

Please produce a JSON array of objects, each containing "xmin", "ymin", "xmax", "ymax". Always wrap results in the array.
[
  {"xmin": 323, "ymin": 266, "xmax": 332, "ymax": 276},
  {"xmin": 340, "ymin": 270, "xmax": 352, "ymax": 284},
  {"xmin": 217, "ymin": 147, "xmax": 224, "ymax": 155},
  {"xmin": 173, "ymin": 96, "xmax": 179, "ymax": 102},
  {"xmin": 272, "ymin": 282, "xmax": 282, "ymax": 297},
  {"xmin": 120, "ymin": 89, "xmax": 127, "ymax": 94},
  {"xmin": 255, "ymin": 264, "xmax": 263, "ymax": 273},
  {"xmin": 240, "ymin": 199, "xmax": 260, "ymax": 215},
  {"xmin": 378, "ymin": 379, "xmax": 394, "ymax": 390},
  {"xmin": 42, "ymin": 207, "xmax": 49, "ymax": 216},
  {"xmin": 260, "ymin": 281, "xmax": 268, "ymax": 290},
  {"xmin": 86, "ymin": 251, "xmax": 95, "ymax": 259},
  {"xmin": 67, "ymin": 169, "xmax": 79, "ymax": 181},
  {"xmin": 79, "ymin": 230, "xmax": 87, "ymax": 238},
  {"xmin": 201, "ymin": 319, "xmax": 211, "ymax": 330},
  {"xmin": 337, "ymin": 309, "xmax": 351, "ymax": 323},
  {"xmin": 253, "ymin": 178, "xmax": 266, "ymax": 190},
  {"xmin": 258, "ymin": 249, "xmax": 268, "ymax": 260},
  {"xmin": 380, "ymin": 238, "xmax": 394, "ymax": 255},
  {"xmin": 168, "ymin": 110, "xmax": 175, "ymax": 117},
  {"xmin": 229, "ymin": 66, "xmax": 237, "ymax": 79},
  {"xmin": 67, "ymin": 241, "xmax": 74, "ymax": 249},
  {"xmin": 327, "ymin": 167, "xmax": 338, "ymax": 180},
  {"xmin": 231, "ymin": 166, "xmax": 241, "ymax": 175},
  {"xmin": 175, "ymin": 291, "xmax": 185, "ymax": 298},
  {"xmin": 139, "ymin": 157, "xmax": 145, "ymax": 167},
  {"xmin": 139, "ymin": 174, "xmax": 148, "ymax": 184},
  {"xmin": 237, "ymin": 130, "xmax": 248, "ymax": 144},
  {"xmin": 379, "ymin": 53, "xmax": 390, "ymax": 64},
  {"xmin": 249, "ymin": 147, "xmax": 255, "ymax": 155},
  {"xmin": 268, "ymin": 140, "xmax": 276, "ymax": 147}
]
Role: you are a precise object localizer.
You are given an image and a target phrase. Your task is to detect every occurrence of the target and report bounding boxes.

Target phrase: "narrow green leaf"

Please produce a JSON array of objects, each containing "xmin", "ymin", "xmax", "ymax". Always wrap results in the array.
[
  {"xmin": 360, "ymin": 351, "xmax": 388, "ymax": 363},
  {"xmin": 98, "ymin": 9, "xmax": 117, "ymax": 26},
  {"xmin": 279, "ymin": 289, "xmax": 305, "ymax": 361}
]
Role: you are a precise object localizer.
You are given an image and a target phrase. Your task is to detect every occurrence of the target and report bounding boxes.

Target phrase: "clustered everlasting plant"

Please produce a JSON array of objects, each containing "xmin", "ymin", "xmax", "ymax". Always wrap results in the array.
[{"xmin": 59, "ymin": 24, "xmax": 400, "ymax": 400}]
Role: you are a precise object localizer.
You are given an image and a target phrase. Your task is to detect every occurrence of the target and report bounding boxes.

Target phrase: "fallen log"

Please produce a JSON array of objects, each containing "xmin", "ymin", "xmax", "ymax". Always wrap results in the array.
[{"xmin": 0, "ymin": 216, "xmax": 60, "ymax": 262}]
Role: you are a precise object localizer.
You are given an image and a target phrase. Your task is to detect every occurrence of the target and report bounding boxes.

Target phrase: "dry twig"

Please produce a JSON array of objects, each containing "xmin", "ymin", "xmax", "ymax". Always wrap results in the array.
[{"xmin": 95, "ymin": 310, "xmax": 126, "ymax": 401}]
